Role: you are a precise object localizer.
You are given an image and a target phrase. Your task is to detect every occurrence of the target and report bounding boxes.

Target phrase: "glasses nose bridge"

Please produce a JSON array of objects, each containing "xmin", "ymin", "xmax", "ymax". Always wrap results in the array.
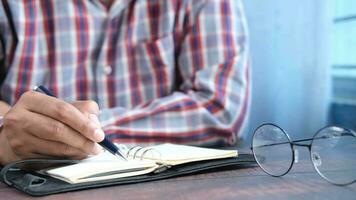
[
  {"xmin": 290, "ymin": 143, "xmax": 311, "ymax": 165},
  {"xmin": 290, "ymin": 138, "xmax": 314, "ymax": 151},
  {"xmin": 292, "ymin": 142, "xmax": 311, "ymax": 149}
]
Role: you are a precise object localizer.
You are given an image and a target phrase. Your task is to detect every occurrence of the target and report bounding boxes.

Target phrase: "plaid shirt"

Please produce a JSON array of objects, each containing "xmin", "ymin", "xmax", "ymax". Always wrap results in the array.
[{"xmin": 0, "ymin": 0, "xmax": 249, "ymax": 146}]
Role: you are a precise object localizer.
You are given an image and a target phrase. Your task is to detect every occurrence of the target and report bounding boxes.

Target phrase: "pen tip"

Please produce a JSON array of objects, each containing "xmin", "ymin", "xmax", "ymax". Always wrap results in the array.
[{"xmin": 115, "ymin": 153, "xmax": 128, "ymax": 161}]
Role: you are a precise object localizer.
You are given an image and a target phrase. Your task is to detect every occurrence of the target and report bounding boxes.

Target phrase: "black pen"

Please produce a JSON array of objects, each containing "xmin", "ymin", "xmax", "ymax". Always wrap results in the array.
[{"xmin": 34, "ymin": 85, "xmax": 127, "ymax": 160}]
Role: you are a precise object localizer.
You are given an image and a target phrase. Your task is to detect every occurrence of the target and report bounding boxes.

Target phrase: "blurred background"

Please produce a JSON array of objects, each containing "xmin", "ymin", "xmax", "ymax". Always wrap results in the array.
[{"xmin": 241, "ymin": 0, "xmax": 356, "ymax": 145}]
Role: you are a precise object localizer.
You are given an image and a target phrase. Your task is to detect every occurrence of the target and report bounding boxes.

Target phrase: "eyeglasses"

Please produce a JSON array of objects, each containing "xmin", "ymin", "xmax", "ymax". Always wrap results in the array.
[{"xmin": 251, "ymin": 123, "xmax": 356, "ymax": 185}]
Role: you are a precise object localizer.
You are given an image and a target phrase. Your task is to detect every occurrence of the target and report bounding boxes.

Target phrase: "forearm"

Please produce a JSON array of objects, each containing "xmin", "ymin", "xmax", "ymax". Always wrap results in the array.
[
  {"xmin": 99, "ymin": 54, "xmax": 250, "ymax": 146},
  {"xmin": 100, "ymin": 94, "xmax": 248, "ymax": 147}
]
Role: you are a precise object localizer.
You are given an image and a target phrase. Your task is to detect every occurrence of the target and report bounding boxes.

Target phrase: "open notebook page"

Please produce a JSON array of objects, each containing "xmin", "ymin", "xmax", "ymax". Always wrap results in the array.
[
  {"xmin": 45, "ymin": 151, "xmax": 158, "ymax": 184},
  {"xmin": 124, "ymin": 143, "xmax": 238, "ymax": 166},
  {"xmin": 45, "ymin": 143, "xmax": 238, "ymax": 184}
]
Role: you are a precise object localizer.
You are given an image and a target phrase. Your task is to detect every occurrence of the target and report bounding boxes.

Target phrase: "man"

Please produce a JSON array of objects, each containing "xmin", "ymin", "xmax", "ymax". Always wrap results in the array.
[{"xmin": 0, "ymin": 0, "xmax": 249, "ymax": 165}]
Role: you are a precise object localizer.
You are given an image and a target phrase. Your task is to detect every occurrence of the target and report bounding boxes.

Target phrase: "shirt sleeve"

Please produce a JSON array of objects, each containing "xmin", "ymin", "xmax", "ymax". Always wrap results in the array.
[
  {"xmin": 0, "ymin": 2, "xmax": 9, "ymax": 91},
  {"xmin": 0, "ymin": 39, "xmax": 4, "ymax": 64},
  {"xmin": 99, "ymin": 0, "xmax": 250, "ymax": 146},
  {"xmin": 0, "ymin": 3, "xmax": 6, "ymax": 63}
]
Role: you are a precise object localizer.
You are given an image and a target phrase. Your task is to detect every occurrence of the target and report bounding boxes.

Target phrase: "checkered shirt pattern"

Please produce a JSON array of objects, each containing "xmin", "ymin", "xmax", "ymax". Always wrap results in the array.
[{"xmin": 0, "ymin": 0, "xmax": 250, "ymax": 146}]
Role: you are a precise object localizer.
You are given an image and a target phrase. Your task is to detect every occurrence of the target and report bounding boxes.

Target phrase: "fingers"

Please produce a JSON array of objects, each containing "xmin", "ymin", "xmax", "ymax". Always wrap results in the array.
[
  {"xmin": 71, "ymin": 101, "xmax": 102, "ymax": 130},
  {"xmin": 1, "ymin": 92, "xmax": 105, "ymax": 164},
  {"xmin": 24, "ymin": 111, "xmax": 102, "ymax": 155},
  {"xmin": 28, "ymin": 136, "xmax": 89, "ymax": 159},
  {"xmin": 17, "ymin": 91, "xmax": 105, "ymax": 142},
  {"xmin": 71, "ymin": 100, "xmax": 100, "ymax": 116},
  {"xmin": 3, "ymin": 123, "xmax": 91, "ymax": 160}
]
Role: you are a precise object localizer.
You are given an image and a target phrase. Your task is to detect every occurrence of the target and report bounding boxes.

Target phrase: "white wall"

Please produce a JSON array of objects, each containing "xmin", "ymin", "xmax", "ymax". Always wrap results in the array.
[
  {"xmin": 241, "ymin": 0, "xmax": 333, "ymax": 144},
  {"xmin": 330, "ymin": 0, "xmax": 356, "ymax": 130}
]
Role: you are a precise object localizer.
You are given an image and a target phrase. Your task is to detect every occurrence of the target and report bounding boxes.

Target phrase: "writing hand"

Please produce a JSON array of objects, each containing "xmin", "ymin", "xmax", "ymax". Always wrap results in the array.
[{"xmin": 0, "ymin": 91, "xmax": 104, "ymax": 165}]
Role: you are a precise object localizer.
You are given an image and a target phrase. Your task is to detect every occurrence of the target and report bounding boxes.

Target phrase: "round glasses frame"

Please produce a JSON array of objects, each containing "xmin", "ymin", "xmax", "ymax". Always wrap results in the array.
[{"xmin": 251, "ymin": 123, "xmax": 356, "ymax": 186}]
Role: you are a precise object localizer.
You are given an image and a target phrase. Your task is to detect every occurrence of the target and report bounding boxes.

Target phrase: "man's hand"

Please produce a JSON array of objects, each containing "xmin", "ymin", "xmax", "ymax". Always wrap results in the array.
[{"xmin": 0, "ymin": 91, "xmax": 105, "ymax": 165}]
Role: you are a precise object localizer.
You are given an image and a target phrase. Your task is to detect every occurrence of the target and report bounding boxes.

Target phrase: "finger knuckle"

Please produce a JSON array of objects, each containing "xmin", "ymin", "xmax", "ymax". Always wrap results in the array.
[
  {"xmin": 3, "ymin": 111, "xmax": 20, "ymax": 128},
  {"xmin": 9, "ymin": 138, "xmax": 25, "ymax": 153},
  {"xmin": 80, "ymin": 121, "xmax": 92, "ymax": 136},
  {"xmin": 62, "ymin": 144, "xmax": 73, "ymax": 156},
  {"xmin": 84, "ymin": 100, "xmax": 99, "ymax": 114},
  {"xmin": 55, "ymin": 102, "xmax": 71, "ymax": 118},
  {"xmin": 71, "ymin": 101, "xmax": 83, "ymax": 111},
  {"xmin": 51, "ymin": 122, "xmax": 65, "ymax": 139},
  {"xmin": 20, "ymin": 91, "xmax": 36, "ymax": 101}
]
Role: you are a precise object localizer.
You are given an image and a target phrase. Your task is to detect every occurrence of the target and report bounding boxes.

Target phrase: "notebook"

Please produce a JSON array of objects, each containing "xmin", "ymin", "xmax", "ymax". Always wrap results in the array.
[{"xmin": 43, "ymin": 143, "xmax": 238, "ymax": 184}]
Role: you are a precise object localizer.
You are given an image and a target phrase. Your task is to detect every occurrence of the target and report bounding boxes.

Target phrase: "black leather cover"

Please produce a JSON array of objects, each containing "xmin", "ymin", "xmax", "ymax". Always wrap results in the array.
[{"xmin": 0, "ymin": 154, "xmax": 256, "ymax": 196}]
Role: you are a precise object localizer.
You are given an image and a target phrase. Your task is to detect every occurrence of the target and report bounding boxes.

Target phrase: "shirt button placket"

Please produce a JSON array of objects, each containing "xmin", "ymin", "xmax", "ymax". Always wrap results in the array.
[{"xmin": 103, "ymin": 65, "xmax": 112, "ymax": 75}]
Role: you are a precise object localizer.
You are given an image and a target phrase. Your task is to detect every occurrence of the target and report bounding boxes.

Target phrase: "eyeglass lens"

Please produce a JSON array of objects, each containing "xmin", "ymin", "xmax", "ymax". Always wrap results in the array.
[
  {"xmin": 311, "ymin": 127, "xmax": 356, "ymax": 185},
  {"xmin": 252, "ymin": 124, "xmax": 356, "ymax": 185},
  {"xmin": 252, "ymin": 124, "xmax": 293, "ymax": 177}
]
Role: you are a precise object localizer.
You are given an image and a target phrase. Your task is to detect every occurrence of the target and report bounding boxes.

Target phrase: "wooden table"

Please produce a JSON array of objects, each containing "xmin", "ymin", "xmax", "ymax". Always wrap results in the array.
[{"xmin": 1, "ymin": 149, "xmax": 355, "ymax": 200}]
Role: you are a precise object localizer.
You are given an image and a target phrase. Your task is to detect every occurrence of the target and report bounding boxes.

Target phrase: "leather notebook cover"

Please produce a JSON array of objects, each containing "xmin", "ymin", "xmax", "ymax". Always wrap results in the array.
[{"xmin": 0, "ymin": 154, "xmax": 256, "ymax": 196}]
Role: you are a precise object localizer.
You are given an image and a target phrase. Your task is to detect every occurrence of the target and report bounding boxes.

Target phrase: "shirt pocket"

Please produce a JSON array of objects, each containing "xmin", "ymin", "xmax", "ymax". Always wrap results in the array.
[{"xmin": 125, "ymin": 33, "xmax": 175, "ymax": 100}]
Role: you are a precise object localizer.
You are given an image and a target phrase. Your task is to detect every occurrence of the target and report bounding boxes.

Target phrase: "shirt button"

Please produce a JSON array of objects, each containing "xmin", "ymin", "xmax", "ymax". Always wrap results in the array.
[{"xmin": 103, "ymin": 65, "xmax": 112, "ymax": 75}]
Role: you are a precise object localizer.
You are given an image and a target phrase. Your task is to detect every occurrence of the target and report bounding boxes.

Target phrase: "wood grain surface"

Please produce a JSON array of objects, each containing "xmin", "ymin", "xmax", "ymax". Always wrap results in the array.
[{"xmin": 1, "ymin": 149, "xmax": 355, "ymax": 200}]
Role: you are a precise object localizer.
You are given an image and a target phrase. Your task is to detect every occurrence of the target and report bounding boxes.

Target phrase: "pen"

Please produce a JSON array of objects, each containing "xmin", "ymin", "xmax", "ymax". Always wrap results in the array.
[{"xmin": 34, "ymin": 85, "xmax": 127, "ymax": 160}]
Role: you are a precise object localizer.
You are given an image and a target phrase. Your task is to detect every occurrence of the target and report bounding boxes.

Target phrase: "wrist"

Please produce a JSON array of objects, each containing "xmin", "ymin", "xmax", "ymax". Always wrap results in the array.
[{"xmin": 0, "ymin": 116, "xmax": 18, "ymax": 166}]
